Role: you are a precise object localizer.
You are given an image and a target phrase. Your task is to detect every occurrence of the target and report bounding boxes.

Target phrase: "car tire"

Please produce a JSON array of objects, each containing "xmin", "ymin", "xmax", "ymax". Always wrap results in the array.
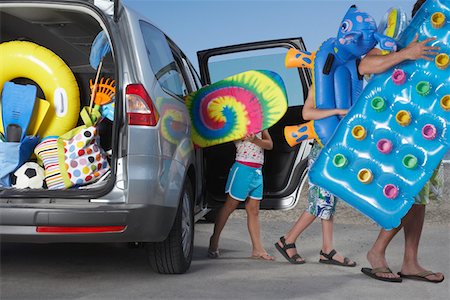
[{"xmin": 147, "ymin": 178, "xmax": 194, "ymax": 274}]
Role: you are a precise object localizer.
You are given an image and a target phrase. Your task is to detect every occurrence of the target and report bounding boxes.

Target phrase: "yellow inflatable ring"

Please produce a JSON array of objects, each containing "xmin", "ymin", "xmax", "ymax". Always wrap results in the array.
[{"xmin": 0, "ymin": 41, "xmax": 80, "ymax": 137}]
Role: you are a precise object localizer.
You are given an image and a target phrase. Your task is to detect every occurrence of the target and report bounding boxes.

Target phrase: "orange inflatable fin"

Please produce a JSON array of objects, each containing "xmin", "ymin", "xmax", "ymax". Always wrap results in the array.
[
  {"xmin": 284, "ymin": 121, "xmax": 317, "ymax": 147},
  {"xmin": 285, "ymin": 48, "xmax": 316, "ymax": 69},
  {"xmin": 27, "ymin": 98, "xmax": 50, "ymax": 136}
]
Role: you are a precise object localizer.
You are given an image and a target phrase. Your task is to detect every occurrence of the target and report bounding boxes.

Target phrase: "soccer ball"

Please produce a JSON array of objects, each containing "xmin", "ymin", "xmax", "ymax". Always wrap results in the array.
[{"xmin": 11, "ymin": 162, "xmax": 45, "ymax": 189}]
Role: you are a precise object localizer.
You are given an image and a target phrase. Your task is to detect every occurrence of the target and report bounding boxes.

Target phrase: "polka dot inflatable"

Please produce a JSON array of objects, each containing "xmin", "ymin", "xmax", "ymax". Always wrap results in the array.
[
  {"xmin": 185, "ymin": 70, "xmax": 288, "ymax": 148},
  {"xmin": 309, "ymin": 0, "xmax": 449, "ymax": 230}
]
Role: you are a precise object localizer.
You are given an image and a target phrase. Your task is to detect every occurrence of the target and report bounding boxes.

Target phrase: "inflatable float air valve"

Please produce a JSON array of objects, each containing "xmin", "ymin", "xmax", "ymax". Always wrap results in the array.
[
  {"xmin": 431, "ymin": 12, "xmax": 446, "ymax": 28},
  {"xmin": 332, "ymin": 153, "xmax": 348, "ymax": 168},
  {"xmin": 441, "ymin": 95, "xmax": 450, "ymax": 111},
  {"xmin": 416, "ymin": 81, "xmax": 431, "ymax": 96},
  {"xmin": 357, "ymin": 168, "xmax": 373, "ymax": 184},
  {"xmin": 422, "ymin": 124, "xmax": 437, "ymax": 140},
  {"xmin": 396, "ymin": 110, "xmax": 411, "ymax": 126},
  {"xmin": 392, "ymin": 69, "xmax": 406, "ymax": 85},
  {"xmin": 383, "ymin": 184, "xmax": 399, "ymax": 199},
  {"xmin": 377, "ymin": 139, "xmax": 393, "ymax": 154},
  {"xmin": 435, "ymin": 53, "xmax": 449, "ymax": 70},
  {"xmin": 371, "ymin": 97, "xmax": 386, "ymax": 112},
  {"xmin": 402, "ymin": 154, "xmax": 418, "ymax": 169},
  {"xmin": 352, "ymin": 125, "xmax": 367, "ymax": 140}
]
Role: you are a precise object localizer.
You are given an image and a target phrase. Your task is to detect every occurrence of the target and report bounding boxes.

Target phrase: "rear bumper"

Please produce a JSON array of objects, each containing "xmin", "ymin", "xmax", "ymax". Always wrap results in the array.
[{"xmin": 0, "ymin": 203, "xmax": 177, "ymax": 243}]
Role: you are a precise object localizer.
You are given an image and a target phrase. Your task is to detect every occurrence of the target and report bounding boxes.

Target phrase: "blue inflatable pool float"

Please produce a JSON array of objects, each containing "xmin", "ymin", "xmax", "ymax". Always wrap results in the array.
[
  {"xmin": 310, "ymin": 0, "xmax": 449, "ymax": 230},
  {"xmin": 284, "ymin": 5, "xmax": 395, "ymax": 147}
]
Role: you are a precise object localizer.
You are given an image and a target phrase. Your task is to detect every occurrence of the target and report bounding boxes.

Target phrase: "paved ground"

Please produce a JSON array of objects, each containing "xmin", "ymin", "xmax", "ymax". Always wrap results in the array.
[
  {"xmin": 249, "ymin": 163, "xmax": 450, "ymax": 227},
  {"xmin": 0, "ymin": 164, "xmax": 448, "ymax": 300},
  {"xmin": 1, "ymin": 221, "xmax": 448, "ymax": 300}
]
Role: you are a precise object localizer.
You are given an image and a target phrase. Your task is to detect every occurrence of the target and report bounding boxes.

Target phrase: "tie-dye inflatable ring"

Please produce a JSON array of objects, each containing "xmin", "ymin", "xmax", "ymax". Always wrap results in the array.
[{"xmin": 185, "ymin": 70, "xmax": 288, "ymax": 148}]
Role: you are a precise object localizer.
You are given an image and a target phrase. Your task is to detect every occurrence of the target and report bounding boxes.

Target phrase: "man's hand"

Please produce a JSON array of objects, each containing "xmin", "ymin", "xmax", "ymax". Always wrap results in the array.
[{"xmin": 401, "ymin": 33, "xmax": 440, "ymax": 61}]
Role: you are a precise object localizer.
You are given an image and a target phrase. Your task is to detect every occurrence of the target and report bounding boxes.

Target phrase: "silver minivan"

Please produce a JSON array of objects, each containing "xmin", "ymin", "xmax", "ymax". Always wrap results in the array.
[
  {"xmin": 0, "ymin": 0, "xmax": 207, "ymax": 274},
  {"xmin": 0, "ymin": 0, "xmax": 311, "ymax": 274}
]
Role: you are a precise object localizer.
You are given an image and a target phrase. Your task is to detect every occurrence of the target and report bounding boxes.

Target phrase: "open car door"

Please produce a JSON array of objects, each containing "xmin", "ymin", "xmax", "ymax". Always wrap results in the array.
[{"xmin": 197, "ymin": 37, "xmax": 313, "ymax": 213}]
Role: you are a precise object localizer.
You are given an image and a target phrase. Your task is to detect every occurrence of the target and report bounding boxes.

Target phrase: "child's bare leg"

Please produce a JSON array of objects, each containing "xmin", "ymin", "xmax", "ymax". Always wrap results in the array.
[
  {"xmin": 321, "ymin": 217, "xmax": 355, "ymax": 264},
  {"xmin": 284, "ymin": 211, "xmax": 316, "ymax": 243},
  {"xmin": 246, "ymin": 198, "xmax": 274, "ymax": 260},
  {"xmin": 276, "ymin": 211, "xmax": 315, "ymax": 261},
  {"xmin": 321, "ymin": 217, "xmax": 334, "ymax": 254},
  {"xmin": 209, "ymin": 195, "xmax": 240, "ymax": 251}
]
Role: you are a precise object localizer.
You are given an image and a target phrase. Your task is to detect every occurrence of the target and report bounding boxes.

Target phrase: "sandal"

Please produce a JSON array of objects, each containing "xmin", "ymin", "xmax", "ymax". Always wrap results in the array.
[
  {"xmin": 319, "ymin": 249, "xmax": 356, "ymax": 267},
  {"xmin": 274, "ymin": 236, "xmax": 305, "ymax": 264}
]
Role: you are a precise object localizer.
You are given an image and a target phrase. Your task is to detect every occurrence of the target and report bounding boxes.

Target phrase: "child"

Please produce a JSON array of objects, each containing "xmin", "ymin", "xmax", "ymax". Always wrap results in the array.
[
  {"xmin": 275, "ymin": 86, "xmax": 356, "ymax": 266},
  {"xmin": 208, "ymin": 129, "xmax": 275, "ymax": 260}
]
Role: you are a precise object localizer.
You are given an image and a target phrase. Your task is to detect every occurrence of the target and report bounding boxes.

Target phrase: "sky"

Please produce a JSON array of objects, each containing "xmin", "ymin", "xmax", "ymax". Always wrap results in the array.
[
  {"xmin": 121, "ymin": 0, "xmax": 448, "ymax": 160},
  {"xmin": 122, "ymin": 0, "xmax": 416, "ymax": 67}
]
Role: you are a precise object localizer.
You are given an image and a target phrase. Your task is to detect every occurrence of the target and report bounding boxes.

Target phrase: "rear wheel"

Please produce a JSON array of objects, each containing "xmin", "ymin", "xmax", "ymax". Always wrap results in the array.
[{"xmin": 147, "ymin": 178, "xmax": 194, "ymax": 274}]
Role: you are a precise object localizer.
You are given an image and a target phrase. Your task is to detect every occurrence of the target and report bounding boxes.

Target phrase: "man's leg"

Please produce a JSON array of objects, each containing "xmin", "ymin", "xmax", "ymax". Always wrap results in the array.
[
  {"xmin": 366, "ymin": 225, "xmax": 402, "ymax": 279},
  {"xmin": 400, "ymin": 204, "xmax": 444, "ymax": 281}
]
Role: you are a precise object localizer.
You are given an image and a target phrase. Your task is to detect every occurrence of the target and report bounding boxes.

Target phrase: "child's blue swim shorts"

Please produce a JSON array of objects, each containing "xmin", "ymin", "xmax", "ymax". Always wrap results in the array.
[{"xmin": 225, "ymin": 161, "xmax": 263, "ymax": 201}]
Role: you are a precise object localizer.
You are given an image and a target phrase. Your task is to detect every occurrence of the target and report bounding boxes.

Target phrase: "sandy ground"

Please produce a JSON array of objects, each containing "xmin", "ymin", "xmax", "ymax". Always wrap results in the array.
[{"xmin": 233, "ymin": 163, "xmax": 450, "ymax": 226}]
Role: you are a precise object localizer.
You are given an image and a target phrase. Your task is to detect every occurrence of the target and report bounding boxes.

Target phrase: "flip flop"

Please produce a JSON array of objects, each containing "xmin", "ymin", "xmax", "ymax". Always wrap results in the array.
[
  {"xmin": 319, "ymin": 249, "xmax": 356, "ymax": 267},
  {"xmin": 361, "ymin": 267, "xmax": 403, "ymax": 283},
  {"xmin": 274, "ymin": 236, "xmax": 305, "ymax": 264},
  {"xmin": 398, "ymin": 271, "xmax": 445, "ymax": 283}
]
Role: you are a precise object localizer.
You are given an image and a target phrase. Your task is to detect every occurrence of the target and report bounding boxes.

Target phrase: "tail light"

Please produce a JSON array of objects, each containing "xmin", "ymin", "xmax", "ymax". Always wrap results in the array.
[{"xmin": 126, "ymin": 84, "xmax": 159, "ymax": 126}]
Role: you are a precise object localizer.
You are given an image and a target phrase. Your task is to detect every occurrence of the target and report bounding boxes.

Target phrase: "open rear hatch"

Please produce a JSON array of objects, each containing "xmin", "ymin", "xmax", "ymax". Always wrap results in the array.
[{"xmin": 0, "ymin": 0, "xmax": 119, "ymax": 198}]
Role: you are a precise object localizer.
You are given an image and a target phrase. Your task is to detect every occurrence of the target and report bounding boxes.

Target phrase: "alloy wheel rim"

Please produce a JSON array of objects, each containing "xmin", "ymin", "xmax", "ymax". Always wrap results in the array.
[{"xmin": 181, "ymin": 191, "xmax": 192, "ymax": 258}]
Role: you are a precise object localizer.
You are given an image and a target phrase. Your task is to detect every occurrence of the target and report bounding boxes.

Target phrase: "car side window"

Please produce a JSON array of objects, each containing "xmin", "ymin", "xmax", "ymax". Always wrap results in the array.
[
  {"xmin": 169, "ymin": 49, "xmax": 193, "ymax": 96},
  {"xmin": 140, "ymin": 21, "xmax": 187, "ymax": 98},
  {"xmin": 206, "ymin": 48, "xmax": 305, "ymax": 106}
]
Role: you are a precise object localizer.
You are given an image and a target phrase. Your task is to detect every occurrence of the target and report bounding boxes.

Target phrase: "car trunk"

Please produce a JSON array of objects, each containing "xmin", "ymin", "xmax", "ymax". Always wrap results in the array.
[{"xmin": 0, "ymin": 1, "xmax": 118, "ymax": 198}]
